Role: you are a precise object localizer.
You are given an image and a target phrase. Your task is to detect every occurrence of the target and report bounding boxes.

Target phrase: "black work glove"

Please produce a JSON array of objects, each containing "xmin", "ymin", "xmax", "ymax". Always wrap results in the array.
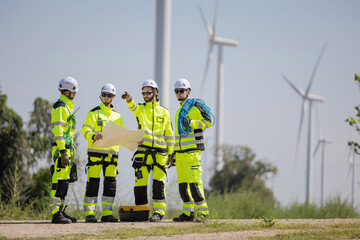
[
  {"xmin": 60, "ymin": 150, "xmax": 70, "ymax": 167},
  {"xmin": 122, "ymin": 91, "xmax": 132, "ymax": 103}
]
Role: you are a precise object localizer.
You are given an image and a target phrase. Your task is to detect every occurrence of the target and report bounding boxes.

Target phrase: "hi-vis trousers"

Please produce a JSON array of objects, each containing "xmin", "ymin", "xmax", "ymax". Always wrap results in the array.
[
  {"xmin": 83, "ymin": 155, "xmax": 118, "ymax": 217},
  {"xmin": 50, "ymin": 147, "xmax": 71, "ymax": 215},
  {"xmin": 133, "ymin": 151, "xmax": 167, "ymax": 217},
  {"xmin": 175, "ymin": 150, "xmax": 209, "ymax": 217}
]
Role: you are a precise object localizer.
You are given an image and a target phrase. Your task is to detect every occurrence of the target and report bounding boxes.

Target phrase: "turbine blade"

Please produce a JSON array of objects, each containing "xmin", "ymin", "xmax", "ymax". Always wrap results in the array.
[
  {"xmin": 295, "ymin": 100, "xmax": 306, "ymax": 167},
  {"xmin": 305, "ymin": 43, "xmax": 328, "ymax": 96},
  {"xmin": 313, "ymin": 140, "xmax": 321, "ymax": 157},
  {"xmin": 212, "ymin": 0, "xmax": 219, "ymax": 42},
  {"xmin": 199, "ymin": 6, "xmax": 213, "ymax": 37},
  {"xmin": 199, "ymin": 44, "xmax": 214, "ymax": 97},
  {"xmin": 283, "ymin": 74, "xmax": 305, "ymax": 97}
]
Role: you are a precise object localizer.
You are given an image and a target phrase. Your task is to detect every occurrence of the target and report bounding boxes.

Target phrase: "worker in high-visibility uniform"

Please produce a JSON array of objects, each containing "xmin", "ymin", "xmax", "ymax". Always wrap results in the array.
[
  {"xmin": 123, "ymin": 79, "xmax": 174, "ymax": 222},
  {"xmin": 50, "ymin": 76, "xmax": 79, "ymax": 224},
  {"xmin": 82, "ymin": 83, "xmax": 123, "ymax": 223},
  {"xmin": 172, "ymin": 78, "xmax": 212, "ymax": 222}
]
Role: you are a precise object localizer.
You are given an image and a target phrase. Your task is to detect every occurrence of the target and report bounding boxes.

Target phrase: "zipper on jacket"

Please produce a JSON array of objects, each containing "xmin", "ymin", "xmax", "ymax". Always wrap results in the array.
[{"xmin": 152, "ymin": 102, "xmax": 155, "ymax": 148}]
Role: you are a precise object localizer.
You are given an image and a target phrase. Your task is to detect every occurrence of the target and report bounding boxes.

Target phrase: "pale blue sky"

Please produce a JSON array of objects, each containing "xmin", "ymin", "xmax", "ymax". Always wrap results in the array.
[{"xmin": 1, "ymin": 0, "xmax": 359, "ymax": 208}]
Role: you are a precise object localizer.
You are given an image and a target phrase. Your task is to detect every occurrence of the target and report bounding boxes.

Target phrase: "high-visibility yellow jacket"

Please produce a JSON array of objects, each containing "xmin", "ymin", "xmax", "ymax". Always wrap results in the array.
[
  {"xmin": 51, "ymin": 94, "xmax": 76, "ymax": 151},
  {"xmin": 127, "ymin": 99, "xmax": 174, "ymax": 155},
  {"xmin": 174, "ymin": 101, "xmax": 212, "ymax": 152},
  {"xmin": 82, "ymin": 102, "xmax": 123, "ymax": 157}
]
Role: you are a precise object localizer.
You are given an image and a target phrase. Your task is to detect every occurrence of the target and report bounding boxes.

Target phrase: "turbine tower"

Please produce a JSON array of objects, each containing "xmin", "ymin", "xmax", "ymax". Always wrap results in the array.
[
  {"xmin": 199, "ymin": 0, "xmax": 238, "ymax": 170},
  {"xmin": 155, "ymin": 0, "xmax": 171, "ymax": 109},
  {"xmin": 348, "ymin": 146, "xmax": 356, "ymax": 207},
  {"xmin": 313, "ymin": 137, "xmax": 331, "ymax": 206},
  {"xmin": 283, "ymin": 44, "xmax": 326, "ymax": 203}
]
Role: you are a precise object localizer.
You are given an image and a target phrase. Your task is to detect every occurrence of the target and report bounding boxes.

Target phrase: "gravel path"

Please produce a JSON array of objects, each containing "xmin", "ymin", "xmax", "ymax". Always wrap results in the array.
[{"xmin": 1, "ymin": 219, "xmax": 359, "ymax": 239}]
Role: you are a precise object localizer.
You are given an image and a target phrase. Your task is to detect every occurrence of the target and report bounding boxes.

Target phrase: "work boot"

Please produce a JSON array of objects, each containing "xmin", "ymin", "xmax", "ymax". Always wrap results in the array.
[
  {"xmin": 149, "ymin": 212, "xmax": 163, "ymax": 222},
  {"xmin": 196, "ymin": 214, "xmax": 209, "ymax": 223},
  {"xmin": 85, "ymin": 215, "xmax": 98, "ymax": 223},
  {"xmin": 62, "ymin": 206, "xmax": 77, "ymax": 223},
  {"xmin": 101, "ymin": 215, "xmax": 119, "ymax": 222},
  {"xmin": 52, "ymin": 211, "xmax": 72, "ymax": 224},
  {"xmin": 173, "ymin": 212, "xmax": 195, "ymax": 222}
]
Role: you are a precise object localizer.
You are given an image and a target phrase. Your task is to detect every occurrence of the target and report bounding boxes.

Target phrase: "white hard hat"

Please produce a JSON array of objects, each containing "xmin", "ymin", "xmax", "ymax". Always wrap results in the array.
[
  {"xmin": 174, "ymin": 78, "xmax": 191, "ymax": 90},
  {"xmin": 58, "ymin": 77, "xmax": 79, "ymax": 93},
  {"xmin": 142, "ymin": 79, "xmax": 158, "ymax": 90},
  {"xmin": 101, "ymin": 83, "xmax": 116, "ymax": 95}
]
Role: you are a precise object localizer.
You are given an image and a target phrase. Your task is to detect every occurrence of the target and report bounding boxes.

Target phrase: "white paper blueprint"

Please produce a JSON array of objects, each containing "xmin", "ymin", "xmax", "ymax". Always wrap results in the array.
[{"xmin": 92, "ymin": 121, "xmax": 144, "ymax": 151}]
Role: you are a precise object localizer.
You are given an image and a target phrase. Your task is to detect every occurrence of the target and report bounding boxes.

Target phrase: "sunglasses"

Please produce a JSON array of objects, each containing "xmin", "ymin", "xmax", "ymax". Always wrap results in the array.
[
  {"xmin": 142, "ymin": 91, "xmax": 154, "ymax": 96},
  {"xmin": 174, "ymin": 89, "xmax": 186, "ymax": 94},
  {"xmin": 101, "ymin": 93, "xmax": 114, "ymax": 98}
]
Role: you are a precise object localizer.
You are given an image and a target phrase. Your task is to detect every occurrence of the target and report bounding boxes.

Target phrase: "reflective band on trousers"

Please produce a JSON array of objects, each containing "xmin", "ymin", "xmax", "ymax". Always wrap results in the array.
[
  {"xmin": 84, "ymin": 197, "xmax": 97, "ymax": 204},
  {"xmin": 50, "ymin": 198, "xmax": 62, "ymax": 212},
  {"xmin": 196, "ymin": 207, "xmax": 208, "ymax": 212},
  {"xmin": 153, "ymin": 207, "xmax": 165, "ymax": 211},
  {"xmin": 102, "ymin": 204, "xmax": 113, "ymax": 211},
  {"xmin": 195, "ymin": 200, "xmax": 206, "ymax": 205},
  {"xmin": 50, "ymin": 198, "xmax": 62, "ymax": 205},
  {"xmin": 153, "ymin": 199, "xmax": 166, "ymax": 203},
  {"xmin": 84, "ymin": 205, "xmax": 96, "ymax": 212},
  {"xmin": 183, "ymin": 207, "xmax": 194, "ymax": 212},
  {"xmin": 102, "ymin": 196, "xmax": 114, "ymax": 204}
]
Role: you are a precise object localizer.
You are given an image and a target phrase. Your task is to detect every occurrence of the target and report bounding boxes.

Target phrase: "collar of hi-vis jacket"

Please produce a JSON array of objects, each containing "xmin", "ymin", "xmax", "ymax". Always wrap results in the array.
[
  {"xmin": 59, "ymin": 94, "xmax": 74, "ymax": 112},
  {"xmin": 99, "ymin": 102, "xmax": 113, "ymax": 116},
  {"xmin": 143, "ymin": 100, "xmax": 160, "ymax": 108},
  {"xmin": 179, "ymin": 98, "xmax": 189, "ymax": 108}
]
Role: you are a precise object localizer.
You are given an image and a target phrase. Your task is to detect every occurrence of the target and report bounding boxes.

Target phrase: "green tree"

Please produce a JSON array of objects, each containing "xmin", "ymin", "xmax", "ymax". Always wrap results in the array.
[
  {"xmin": 27, "ymin": 97, "xmax": 53, "ymax": 166},
  {"xmin": 209, "ymin": 145, "xmax": 277, "ymax": 194},
  {"xmin": 26, "ymin": 168, "xmax": 52, "ymax": 210},
  {"xmin": 345, "ymin": 74, "xmax": 360, "ymax": 154},
  {"xmin": 0, "ymin": 88, "xmax": 32, "ymax": 202}
]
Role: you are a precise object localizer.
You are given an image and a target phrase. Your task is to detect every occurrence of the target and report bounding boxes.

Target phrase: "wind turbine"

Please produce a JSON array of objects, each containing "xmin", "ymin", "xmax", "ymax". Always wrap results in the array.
[
  {"xmin": 313, "ymin": 137, "xmax": 331, "ymax": 206},
  {"xmin": 348, "ymin": 145, "xmax": 356, "ymax": 207},
  {"xmin": 283, "ymin": 44, "xmax": 327, "ymax": 203},
  {"xmin": 199, "ymin": 0, "xmax": 238, "ymax": 171}
]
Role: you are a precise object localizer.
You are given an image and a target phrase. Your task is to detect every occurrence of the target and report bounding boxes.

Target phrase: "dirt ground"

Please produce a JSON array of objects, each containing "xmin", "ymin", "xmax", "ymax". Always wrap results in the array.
[{"xmin": 1, "ymin": 219, "xmax": 359, "ymax": 239}]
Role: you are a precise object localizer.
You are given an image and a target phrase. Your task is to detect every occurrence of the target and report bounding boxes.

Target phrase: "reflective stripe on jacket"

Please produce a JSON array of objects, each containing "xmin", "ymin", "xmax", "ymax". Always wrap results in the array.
[
  {"xmin": 174, "ymin": 101, "xmax": 212, "ymax": 152},
  {"xmin": 51, "ymin": 94, "xmax": 75, "ymax": 151},
  {"xmin": 127, "ymin": 99, "xmax": 174, "ymax": 155},
  {"xmin": 82, "ymin": 102, "xmax": 123, "ymax": 156}
]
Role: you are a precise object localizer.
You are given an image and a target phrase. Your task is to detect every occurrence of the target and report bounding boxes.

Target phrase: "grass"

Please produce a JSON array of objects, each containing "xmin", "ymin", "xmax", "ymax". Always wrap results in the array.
[{"xmin": 206, "ymin": 191, "xmax": 359, "ymax": 219}]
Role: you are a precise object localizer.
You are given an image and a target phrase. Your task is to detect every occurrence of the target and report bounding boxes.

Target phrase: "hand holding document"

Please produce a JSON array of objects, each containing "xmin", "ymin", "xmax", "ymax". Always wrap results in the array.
[{"xmin": 92, "ymin": 121, "xmax": 144, "ymax": 151}]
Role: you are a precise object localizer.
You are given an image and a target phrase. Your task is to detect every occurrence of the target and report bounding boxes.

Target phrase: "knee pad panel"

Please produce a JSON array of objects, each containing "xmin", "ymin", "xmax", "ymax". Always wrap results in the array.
[
  {"xmin": 86, "ymin": 177, "xmax": 100, "ymax": 197},
  {"xmin": 103, "ymin": 177, "xmax": 116, "ymax": 197},
  {"xmin": 55, "ymin": 179, "xmax": 69, "ymax": 199},
  {"xmin": 152, "ymin": 180, "xmax": 165, "ymax": 200},
  {"xmin": 190, "ymin": 183, "xmax": 204, "ymax": 202},
  {"xmin": 179, "ymin": 183, "xmax": 191, "ymax": 202},
  {"xmin": 134, "ymin": 186, "xmax": 148, "ymax": 205}
]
